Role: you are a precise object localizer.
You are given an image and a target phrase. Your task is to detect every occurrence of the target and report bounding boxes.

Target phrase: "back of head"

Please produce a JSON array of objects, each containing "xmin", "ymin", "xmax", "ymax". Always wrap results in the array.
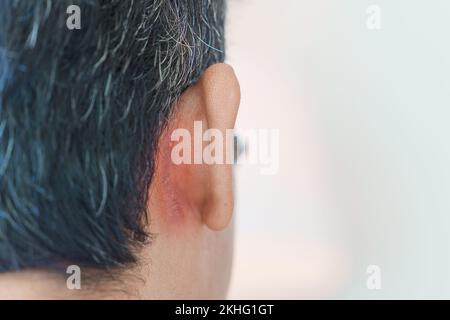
[{"xmin": 0, "ymin": 0, "xmax": 225, "ymax": 272}]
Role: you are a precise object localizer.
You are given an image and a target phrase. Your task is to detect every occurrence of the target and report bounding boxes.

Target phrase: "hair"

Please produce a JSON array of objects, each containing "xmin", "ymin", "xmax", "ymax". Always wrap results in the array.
[{"xmin": 0, "ymin": 0, "xmax": 225, "ymax": 272}]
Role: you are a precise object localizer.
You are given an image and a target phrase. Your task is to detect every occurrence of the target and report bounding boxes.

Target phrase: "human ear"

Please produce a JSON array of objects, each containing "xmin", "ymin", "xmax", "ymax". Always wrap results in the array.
[{"xmin": 150, "ymin": 63, "xmax": 240, "ymax": 231}]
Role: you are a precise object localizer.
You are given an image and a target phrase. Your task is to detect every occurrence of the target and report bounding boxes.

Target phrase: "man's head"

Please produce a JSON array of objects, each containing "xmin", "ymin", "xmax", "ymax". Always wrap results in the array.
[{"xmin": 0, "ymin": 0, "xmax": 240, "ymax": 299}]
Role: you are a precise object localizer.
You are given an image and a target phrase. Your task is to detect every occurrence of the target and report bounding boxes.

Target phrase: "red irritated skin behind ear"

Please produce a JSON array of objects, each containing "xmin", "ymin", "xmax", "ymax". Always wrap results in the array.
[
  {"xmin": 140, "ymin": 63, "xmax": 240, "ymax": 299},
  {"xmin": 149, "ymin": 63, "xmax": 240, "ymax": 234}
]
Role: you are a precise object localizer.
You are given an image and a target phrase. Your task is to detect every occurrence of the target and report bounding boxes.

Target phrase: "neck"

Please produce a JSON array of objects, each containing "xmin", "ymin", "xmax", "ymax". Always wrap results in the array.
[{"xmin": 0, "ymin": 269, "xmax": 145, "ymax": 299}]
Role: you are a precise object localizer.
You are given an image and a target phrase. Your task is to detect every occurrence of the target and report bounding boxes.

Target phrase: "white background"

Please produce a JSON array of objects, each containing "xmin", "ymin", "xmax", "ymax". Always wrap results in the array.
[{"xmin": 227, "ymin": 0, "xmax": 450, "ymax": 299}]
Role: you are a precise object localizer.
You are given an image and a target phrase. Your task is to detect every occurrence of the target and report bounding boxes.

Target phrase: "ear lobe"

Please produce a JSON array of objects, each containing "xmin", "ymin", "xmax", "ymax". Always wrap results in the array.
[{"xmin": 150, "ymin": 63, "xmax": 240, "ymax": 232}]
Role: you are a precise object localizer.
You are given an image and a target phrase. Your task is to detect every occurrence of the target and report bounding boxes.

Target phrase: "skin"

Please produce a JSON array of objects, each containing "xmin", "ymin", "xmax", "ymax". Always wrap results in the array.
[{"xmin": 0, "ymin": 63, "xmax": 241, "ymax": 300}]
